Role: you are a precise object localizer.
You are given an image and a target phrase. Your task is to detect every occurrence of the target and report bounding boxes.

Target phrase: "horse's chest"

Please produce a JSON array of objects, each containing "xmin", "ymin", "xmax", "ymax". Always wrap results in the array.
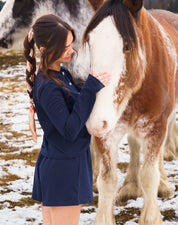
[{"xmin": 119, "ymin": 103, "xmax": 154, "ymax": 136}]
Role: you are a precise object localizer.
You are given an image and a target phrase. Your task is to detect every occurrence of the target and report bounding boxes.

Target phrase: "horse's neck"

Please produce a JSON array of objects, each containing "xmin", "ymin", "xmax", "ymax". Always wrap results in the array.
[
  {"xmin": 137, "ymin": 8, "xmax": 178, "ymax": 103},
  {"xmin": 138, "ymin": 9, "xmax": 158, "ymax": 63},
  {"xmin": 139, "ymin": 8, "xmax": 177, "ymax": 70},
  {"xmin": 150, "ymin": 10, "xmax": 178, "ymax": 100}
]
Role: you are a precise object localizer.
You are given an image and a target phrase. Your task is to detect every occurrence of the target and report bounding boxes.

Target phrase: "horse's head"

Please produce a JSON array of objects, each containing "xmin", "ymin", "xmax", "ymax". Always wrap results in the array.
[
  {"xmin": 83, "ymin": 0, "xmax": 146, "ymax": 137},
  {"xmin": 0, "ymin": 0, "xmax": 36, "ymax": 49},
  {"xmin": 0, "ymin": 0, "xmax": 95, "ymax": 49}
]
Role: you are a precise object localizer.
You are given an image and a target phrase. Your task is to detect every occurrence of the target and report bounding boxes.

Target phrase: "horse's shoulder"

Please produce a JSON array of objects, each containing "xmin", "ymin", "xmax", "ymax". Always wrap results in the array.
[{"xmin": 148, "ymin": 9, "xmax": 178, "ymax": 30}]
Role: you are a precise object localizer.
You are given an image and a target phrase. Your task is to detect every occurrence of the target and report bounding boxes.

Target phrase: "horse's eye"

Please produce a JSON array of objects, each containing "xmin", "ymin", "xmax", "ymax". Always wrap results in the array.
[{"xmin": 124, "ymin": 43, "xmax": 130, "ymax": 52}]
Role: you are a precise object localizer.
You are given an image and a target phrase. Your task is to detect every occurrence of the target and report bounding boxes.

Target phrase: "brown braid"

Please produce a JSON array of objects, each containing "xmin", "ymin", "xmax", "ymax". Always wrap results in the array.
[{"xmin": 23, "ymin": 34, "xmax": 36, "ymax": 99}]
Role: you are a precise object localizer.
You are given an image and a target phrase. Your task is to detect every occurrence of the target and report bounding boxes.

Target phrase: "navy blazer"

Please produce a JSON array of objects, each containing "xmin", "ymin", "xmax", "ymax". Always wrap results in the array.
[{"xmin": 33, "ymin": 67, "xmax": 104, "ymax": 159}]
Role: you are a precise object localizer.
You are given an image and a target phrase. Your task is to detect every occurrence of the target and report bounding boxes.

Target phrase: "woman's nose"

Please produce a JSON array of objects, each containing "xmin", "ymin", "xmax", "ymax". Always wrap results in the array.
[{"xmin": 68, "ymin": 47, "xmax": 74, "ymax": 56}]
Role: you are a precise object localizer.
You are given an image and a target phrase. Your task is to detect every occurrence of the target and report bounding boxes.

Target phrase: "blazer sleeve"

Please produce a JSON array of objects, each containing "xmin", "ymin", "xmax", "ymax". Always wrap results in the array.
[{"xmin": 40, "ymin": 74, "xmax": 104, "ymax": 141}]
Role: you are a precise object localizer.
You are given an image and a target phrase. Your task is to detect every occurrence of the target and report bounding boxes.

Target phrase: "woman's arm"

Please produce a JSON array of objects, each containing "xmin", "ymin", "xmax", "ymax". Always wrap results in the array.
[{"xmin": 40, "ymin": 74, "xmax": 104, "ymax": 141}]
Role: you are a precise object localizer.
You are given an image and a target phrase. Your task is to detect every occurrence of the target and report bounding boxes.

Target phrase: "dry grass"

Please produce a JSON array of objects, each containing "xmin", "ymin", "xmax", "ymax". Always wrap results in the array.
[
  {"xmin": 0, "ymin": 54, "xmax": 25, "ymax": 69},
  {"xmin": 0, "ymin": 198, "xmax": 39, "ymax": 209},
  {"xmin": 0, "ymin": 148, "xmax": 39, "ymax": 167}
]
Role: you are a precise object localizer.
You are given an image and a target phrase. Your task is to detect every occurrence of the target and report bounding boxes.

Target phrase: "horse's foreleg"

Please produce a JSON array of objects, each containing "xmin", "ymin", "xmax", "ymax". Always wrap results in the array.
[
  {"xmin": 93, "ymin": 135, "xmax": 120, "ymax": 225},
  {"xmin": 139, "ymin": 156, "xmax": 162, "ymax": 224},
  {"xmin": 158, "ymin": 146, "xmax": 173, "ymax": 198},
  {"xmin": 164, "ymin": 112, "xmax": 178, "ymax": 160},
  {"xmin": 116, "ymin": 134, "xmax": 142, "ymax": 205},
  {"xmin": 90, "ymin": 135, "xmax": 100, "ymax": 193},
  {"xmin": 139, "ymin": 138, "xmax": 164, "ymax": 225}
]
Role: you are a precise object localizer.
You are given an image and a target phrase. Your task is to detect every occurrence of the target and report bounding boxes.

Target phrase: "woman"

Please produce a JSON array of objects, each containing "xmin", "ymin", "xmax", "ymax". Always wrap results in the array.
[{"xmin": 24, "ymin": 14, "xmax": 110, "ymax": 225}]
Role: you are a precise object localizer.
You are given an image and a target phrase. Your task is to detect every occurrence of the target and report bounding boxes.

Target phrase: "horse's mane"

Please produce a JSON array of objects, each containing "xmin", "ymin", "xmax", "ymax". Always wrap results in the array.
[
  {"xmin": 53, "ymin": 0, "xmax": 80, "ymax": 17},
  {"xmin": 83, "ymin": 0, "xmax": 137, "ymax": 49},
  {"xmin": 12, "ymin": 0, "xmax": 80, "ymax": 23}
]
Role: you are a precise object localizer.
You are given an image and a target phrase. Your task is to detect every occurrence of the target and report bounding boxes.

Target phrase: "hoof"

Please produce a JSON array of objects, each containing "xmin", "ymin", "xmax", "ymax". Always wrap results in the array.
[
  {"xmin": 94, "ymin": 221, "xmax": 116, "ymax": 225},
  {"xmin": 139, "ymin": 209, "xmax": 163, "ymax": 225},
  {"xmin": 93, "ymin": 183, "xmax": 98, "ymax": 193},
  {"xmin": 164, "ymin": 145, "xmax": 177, "ymax": 161},
  {"xmin": 116, "ymin": 183, "xmax": 142, "ymax": 206},
  {"xmin": 158, "ymin": 179, "xmax": 173, "ymax": 198},
  {"xmin": 93, "ymin": 215, "xmax": 116, "ymax": 225}
]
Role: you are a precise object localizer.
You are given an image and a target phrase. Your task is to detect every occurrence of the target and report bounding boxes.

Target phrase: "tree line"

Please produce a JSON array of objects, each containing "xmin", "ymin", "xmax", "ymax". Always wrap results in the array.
[
  {"xmin": 0, "ymin": 0, "xmax": 178, "ymax": 13},
  {"xmin": 144, "ymin": 0, "xmax": 178, "ymax": 12}
]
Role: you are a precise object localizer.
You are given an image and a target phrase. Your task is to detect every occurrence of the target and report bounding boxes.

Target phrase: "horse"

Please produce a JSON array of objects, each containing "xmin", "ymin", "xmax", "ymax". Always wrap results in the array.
[{"xmin": 83, "ymin": 0, "xmax": 178, "ymax": 224}]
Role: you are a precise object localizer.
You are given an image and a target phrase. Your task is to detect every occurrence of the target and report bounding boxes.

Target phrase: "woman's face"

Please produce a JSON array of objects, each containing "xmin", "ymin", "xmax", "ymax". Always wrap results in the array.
[
  {"xmin": 60, "ymin": 31, "xmax": 74, "ymax": 62},
  {"xmin": 56, "ymin": 31, "xmax": 74, "ymax": 63},
  {"xmin": 47, "ymin": 31, "xmax": 74, "ymax": 71}
]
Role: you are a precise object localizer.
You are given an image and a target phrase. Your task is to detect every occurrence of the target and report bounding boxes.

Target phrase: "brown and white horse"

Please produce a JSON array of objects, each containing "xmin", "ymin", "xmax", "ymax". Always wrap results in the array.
[{"xmin": 83, "ymin": 0, "xmax": 178, "ymax": 224}]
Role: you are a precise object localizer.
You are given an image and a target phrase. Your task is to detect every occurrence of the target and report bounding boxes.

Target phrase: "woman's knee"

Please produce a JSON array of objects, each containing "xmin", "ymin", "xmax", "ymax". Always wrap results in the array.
[
  {"xmin": 41, "ymin": 204, "xmax": 52, "ymax": 225},
  {"xmin": 50, "ymin": 205, "xmax": 82, "ymax": 225}
]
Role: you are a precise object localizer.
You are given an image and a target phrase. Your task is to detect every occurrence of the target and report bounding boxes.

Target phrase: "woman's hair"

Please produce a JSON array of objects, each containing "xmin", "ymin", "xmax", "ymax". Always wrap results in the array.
[{"xmin": 24, "ymin": 14, "xmax": 75, "ymax": 99}]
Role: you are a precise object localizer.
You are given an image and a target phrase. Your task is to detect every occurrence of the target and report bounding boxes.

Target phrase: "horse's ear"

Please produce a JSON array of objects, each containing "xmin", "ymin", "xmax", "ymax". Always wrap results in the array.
[
  {"xmin": 87, "ymin": 0, "xmax": 105, "ymax": 11},
  {"xmin": 123, "ymin": 0, "xmax": 143, "ymax": 15}
]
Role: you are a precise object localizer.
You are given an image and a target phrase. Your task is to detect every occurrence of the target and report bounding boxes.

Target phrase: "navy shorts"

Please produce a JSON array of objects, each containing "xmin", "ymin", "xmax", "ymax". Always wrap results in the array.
[{"xmin": 32, "ymin": 149, "xmax": 93, "ymax": 206}]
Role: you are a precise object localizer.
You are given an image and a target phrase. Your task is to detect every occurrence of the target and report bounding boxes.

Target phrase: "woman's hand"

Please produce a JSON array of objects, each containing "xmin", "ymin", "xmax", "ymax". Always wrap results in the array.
[{"xmin": 90, "ymin": 70, "xmax": 111, "ymax": 86}]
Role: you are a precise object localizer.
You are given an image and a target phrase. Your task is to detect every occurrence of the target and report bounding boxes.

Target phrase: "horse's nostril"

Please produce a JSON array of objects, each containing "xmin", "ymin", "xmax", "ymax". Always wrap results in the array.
[
  {"xmin": 103, "ymin": 120, "xmax": 108, "ymax": 129},
  {"xmin": 0, "ymin": 38, "xmax": 8, "ymax": 48}
]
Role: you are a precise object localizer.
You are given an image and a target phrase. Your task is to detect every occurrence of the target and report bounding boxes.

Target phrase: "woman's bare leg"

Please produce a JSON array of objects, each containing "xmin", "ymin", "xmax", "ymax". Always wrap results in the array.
[
  {"xmin": 50, "ymin": 205, "xmax": 82, "ymax": 225},
  {"xmin": 41, "ymin": 204, "xmax": 52, "ymax": 225}
]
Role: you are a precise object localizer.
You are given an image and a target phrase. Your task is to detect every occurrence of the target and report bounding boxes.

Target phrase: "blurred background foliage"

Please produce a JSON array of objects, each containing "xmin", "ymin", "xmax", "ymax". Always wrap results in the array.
[{"xmin": 145, "ymin": 0, "xmax": 178, "ymax": 12}]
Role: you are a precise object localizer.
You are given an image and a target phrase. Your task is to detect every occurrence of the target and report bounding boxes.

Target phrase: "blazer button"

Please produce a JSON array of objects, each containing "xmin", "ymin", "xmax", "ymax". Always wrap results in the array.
[
  {"xmin": 62, "ymin": 71, "xmax": 65, "ymax": 75},
  {"xmin": 69, "ymin": 82, "xmax": 72, "ymax": 86}
]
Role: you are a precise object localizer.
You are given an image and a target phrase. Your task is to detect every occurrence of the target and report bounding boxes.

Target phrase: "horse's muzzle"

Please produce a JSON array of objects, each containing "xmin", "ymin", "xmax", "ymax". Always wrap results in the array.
[
  {"xmin": 87, "ymin": 120, "xmax": 109, "ymax": 137},
  {"xmin": 0, "ymin": 37, "xmax": 9, "ymax": 48}
]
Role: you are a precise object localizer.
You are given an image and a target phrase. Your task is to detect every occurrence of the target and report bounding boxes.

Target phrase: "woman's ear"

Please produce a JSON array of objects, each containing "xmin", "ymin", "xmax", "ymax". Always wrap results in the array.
[{"xmin": 40, "ymin": 46, "xmax": 46, "ymax": 54}]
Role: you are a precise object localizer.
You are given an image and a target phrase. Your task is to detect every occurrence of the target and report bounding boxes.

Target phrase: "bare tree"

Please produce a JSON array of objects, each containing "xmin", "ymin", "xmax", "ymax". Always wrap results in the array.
[{"xmin": 144, "ymin": 0, "xmax": 176, "ymax": 11}]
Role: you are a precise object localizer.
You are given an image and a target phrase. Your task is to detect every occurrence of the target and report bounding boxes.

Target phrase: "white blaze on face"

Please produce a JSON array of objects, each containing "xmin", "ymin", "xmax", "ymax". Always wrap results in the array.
[
  {"xmin": 0, "ymin": 0, "xmax": 15, "ymax": 39},
  {"xmin": 86, "ymin": 16, "xmax": 126, "ymax": 137}
]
